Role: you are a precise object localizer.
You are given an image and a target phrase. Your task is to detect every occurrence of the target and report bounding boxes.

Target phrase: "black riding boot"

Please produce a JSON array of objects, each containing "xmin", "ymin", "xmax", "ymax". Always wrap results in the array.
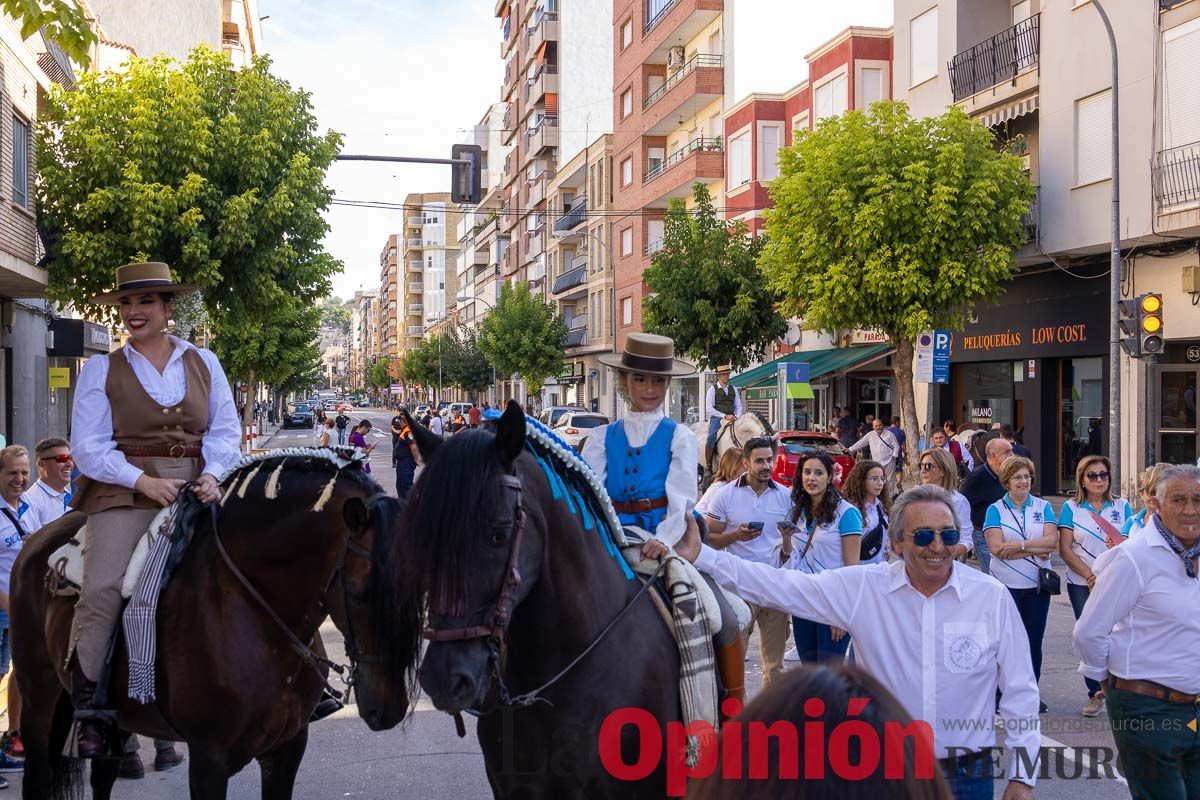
[{"xmin": 69, "ymin": 657, "xmax": 112, "ymax": 759}]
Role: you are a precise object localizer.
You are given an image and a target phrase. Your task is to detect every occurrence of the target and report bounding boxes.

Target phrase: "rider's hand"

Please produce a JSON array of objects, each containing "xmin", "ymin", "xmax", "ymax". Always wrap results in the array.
[
  {"xmin": 723, "ymin": 414, "xmax": 735, "ymax": 422},
  {"xmin": 830, "ymin": 626, "xmax": 848, "ymax": 643},
  {"xmin": 676, "ymin": 514, "xmax": 702, "ymax": 563},
  {"xmin": 191, "ymin": 473, "xmax": 222, "ymax": 504},
  {"xmin": 135, "ymin": 475, "xmax": 186, "ymax": 507},
  {"xmin": 640, "ymin": 539, "xmax": 669, "ymax": 561}
]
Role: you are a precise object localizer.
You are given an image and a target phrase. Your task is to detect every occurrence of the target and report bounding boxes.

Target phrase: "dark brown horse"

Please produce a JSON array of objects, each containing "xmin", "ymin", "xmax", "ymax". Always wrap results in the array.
[
  {"xmin": 385, "ymin": 402, "xmax": 684, "ymax": 798},
  {"xmin": 10, "ymin": 452, "xmax": 411, "ymax": 800}
]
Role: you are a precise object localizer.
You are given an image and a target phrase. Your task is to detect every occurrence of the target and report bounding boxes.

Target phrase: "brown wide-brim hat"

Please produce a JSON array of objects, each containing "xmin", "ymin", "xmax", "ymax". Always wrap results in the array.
[
  {"xmin": 598, "ymin": 332, "xmax": 695, "ymax": 377},
  {"xmin": 90, "ymin": 262, "xmax": 202, "ymax": 305}
]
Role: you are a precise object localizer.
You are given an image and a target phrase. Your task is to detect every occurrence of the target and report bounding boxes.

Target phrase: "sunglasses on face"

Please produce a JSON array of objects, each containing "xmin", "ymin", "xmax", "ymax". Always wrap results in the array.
[
  {"xmin": 1086, "ymin": 471, "xmax": 1110, "ymax": 481},
  {"xmin": 919, "ymin": 462, "xmax": 938, "ymax": 472},
  {"xmin": 906, "ymin": 528, "xmax": 961, "ymax": 547},
  {"xmin": 40, "ymin": 454, "xmax": 72, "ymax": 464}
]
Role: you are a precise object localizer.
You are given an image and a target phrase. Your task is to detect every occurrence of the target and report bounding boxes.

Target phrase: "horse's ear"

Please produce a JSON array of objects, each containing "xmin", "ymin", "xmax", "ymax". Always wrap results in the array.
[
  {"xmin": 342, "ymin": 496, "xmax": 370, "ymax": 533},
  {"xmin": 495, "ymin": 400, "xmax": 526, "ymax": 465},
  {"xmin": 403, "ymin": 409, "xmax": 443, "ymax": 463}
]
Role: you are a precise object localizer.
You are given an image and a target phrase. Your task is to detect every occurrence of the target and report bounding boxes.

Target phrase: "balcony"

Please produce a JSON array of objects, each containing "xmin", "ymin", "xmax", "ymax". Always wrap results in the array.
[
  {"xmin": 408, "ymin": 261, "xmax": 423, "ymax": 272},
  {"xmin": 643, "ymin": 137, "xmax": 723, "ymax": 203},
  {"xmin": 407, "ymin": 326, "xmax": 424, "ymax": 336},
  {"xmin": 551, "ymin": 264, "xmax": 587, "ymax": 295},
  {"xmin": 554, "ymin": 195, "xmax": 587, "ymax": 234},
  {"xmin": 501, "ymin": 101, "xmax": 516, "ymax": 143},
  {"xmin": 525, "ymin": 65, "xmax": 558, "ymax": 106},
  {"xmin": 471, "ymin": 243, "xmax": 489, "ymax": 266},
  {"xmin": 408, "ymin": 304, "xmax": 424, "ymax": 315},
  {"xmin": 500, "ymin": 13, "xmax": 517, "ymax": 58},
  {"xmin": 526, "ymin": 233, "xmax": 544, "ymax": 260},
  {"xmin": 643, "ymin": 0, "xmax": 722, "ymax": 54},
  {"xmin": 949, "ymin": 15, "xmax": 1039, "ymax": 104},
  {"xmin": 1021, "ymin": 186, "xmax": 1040, "ymax": 242},
  {"xmin": 644, "ymin": 238, "xmax": 664, "ymax": 256},
  {"xmin": 1154, "ymin": 142, "xmax": 1200, "ymax": 209},
  {"xmin": 407, "ymin": 239, "xmax": 423, "ymax": 248},
  {"xmin": 525, "ymin": 12, "xmax": 558, "ymax": 64},
  {"xmin": 642, "ymin": 54, "xmax": 724, "ymax": 136},
  {"xmin": 526, "ymin": 115, "xmax": 559, "ymax": 153},
  {"xmin": 407, "ymin": 216, "xmax": 423, "ymax": 226},
  {"xmin": 490, "ymin": 236, "xmax": 510, "ymax": 266},
  {"xmin": 409, "ymin": 282, "xmax": 424, "ymax": 293},
  {"xmin": 527, "ymin": 173, "xmax": 550, "ymax": 206}
]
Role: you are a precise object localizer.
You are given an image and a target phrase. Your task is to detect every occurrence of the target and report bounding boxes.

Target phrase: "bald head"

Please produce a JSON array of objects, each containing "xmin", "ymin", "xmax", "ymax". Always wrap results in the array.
[{"xmin": 985, "ymin": 437, "xmax": 1013, "ymax": 471}]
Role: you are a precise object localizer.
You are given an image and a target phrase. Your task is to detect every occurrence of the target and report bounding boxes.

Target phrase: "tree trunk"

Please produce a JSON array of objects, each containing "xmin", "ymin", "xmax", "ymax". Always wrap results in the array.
[{"xmin": 893, "ymin": 337, "xmax": 920, "ymax": 488}]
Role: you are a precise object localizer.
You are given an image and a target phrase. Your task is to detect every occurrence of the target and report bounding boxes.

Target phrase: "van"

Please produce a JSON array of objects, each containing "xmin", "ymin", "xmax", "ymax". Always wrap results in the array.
[{"xmin": 448, "ymin": 402, "xmax": 474, "ymax": 420}]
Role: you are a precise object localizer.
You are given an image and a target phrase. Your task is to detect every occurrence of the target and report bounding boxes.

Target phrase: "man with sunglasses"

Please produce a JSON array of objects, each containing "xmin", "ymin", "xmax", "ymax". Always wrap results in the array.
[
  {"xmin": 676, "ymin": 483, "xmax": 1040, "ymax": 799},
  {"xmin": 21, "ymin": 438, "xmax": 74, "ymax": 533}
]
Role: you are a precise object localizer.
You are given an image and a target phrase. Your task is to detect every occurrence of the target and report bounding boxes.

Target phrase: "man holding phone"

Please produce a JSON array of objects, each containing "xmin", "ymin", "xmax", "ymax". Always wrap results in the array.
[{"xmin": 704, "ymin": 437, "xmax": 793, "ymax": 688}]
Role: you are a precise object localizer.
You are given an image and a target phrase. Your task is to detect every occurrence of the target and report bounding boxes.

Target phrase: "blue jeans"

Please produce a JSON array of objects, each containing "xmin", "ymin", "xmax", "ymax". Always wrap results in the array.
[
  {"xmin": 1008, "ymin": 587, "xmax": 1049, "ymax": 682},
  {"xmin": 941, "ymin": 751, "xmax": 997, "ymax": 800},
  {"xmin": 706, "ymin": 416, "xmax": 722, "ymax": 450},
  {"xmin": 337, "ymin": 428, "xmax": 347, "ymax": 445},
  {"xmin": 0, "ymin": 608, "xmax": 9, "ymax": 676},
  {"xmin": 1066, "ymin": 583, "xmax": 1103, "ymax": 697},
  {"xmin": 791, "ymin": 616, "xmax": 850, "ymax": 664},
  {"xmin": 971, "ymin": 527, "xmax": 991, "ymax": 575}
]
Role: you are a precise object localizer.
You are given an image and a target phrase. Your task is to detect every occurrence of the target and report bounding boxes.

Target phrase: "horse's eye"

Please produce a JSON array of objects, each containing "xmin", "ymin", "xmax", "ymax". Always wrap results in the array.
[{"xmin": 489, "ymin": 526, "xmax": 509, "ymax": 547}]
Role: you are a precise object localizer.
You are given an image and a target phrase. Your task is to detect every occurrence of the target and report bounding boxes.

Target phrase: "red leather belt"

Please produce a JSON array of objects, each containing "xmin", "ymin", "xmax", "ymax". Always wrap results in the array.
[
  {"xmin": 118, "ymin": 444, "xmax": 202, "ymax": 459},
  {"xmin": 611, "ymin": 496, "xmax": 669, "ymax": 515},
  {"xmin": 1108, "ymin": 677, "xmax": 1200, "ymax": 705}
]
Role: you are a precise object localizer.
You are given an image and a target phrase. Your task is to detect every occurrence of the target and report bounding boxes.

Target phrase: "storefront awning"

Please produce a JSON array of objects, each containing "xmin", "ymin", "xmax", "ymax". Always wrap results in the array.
[{"xmin": 731, "ymin": 344, "xmax": 893, "ymax": 390}]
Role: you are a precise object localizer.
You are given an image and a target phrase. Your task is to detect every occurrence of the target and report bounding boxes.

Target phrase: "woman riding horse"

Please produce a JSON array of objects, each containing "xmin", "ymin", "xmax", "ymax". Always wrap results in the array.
[{"xmin": 66, "ymin": 262, "xmax": 242, "ymax": 758}]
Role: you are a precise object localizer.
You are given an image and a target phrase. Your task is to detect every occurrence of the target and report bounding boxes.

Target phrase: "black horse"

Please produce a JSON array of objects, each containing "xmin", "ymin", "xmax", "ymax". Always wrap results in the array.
[{"xmin": 385, "ymin": 401, "xmax": 685, "ymax": 798}]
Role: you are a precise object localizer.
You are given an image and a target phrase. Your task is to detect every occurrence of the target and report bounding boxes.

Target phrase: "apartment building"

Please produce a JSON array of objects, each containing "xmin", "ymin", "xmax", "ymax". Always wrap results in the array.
[
  {"xmin": 547, "ymin": 133, "xmax": 615, "ymax": 415},
  {"xmin": 349, "ymin": 288, "xmax": 379, "ymax": 390},
  {"xmin": 83, "ymin": 0, "xmax": 262, "ymax": 67},
  {"xmin": 401, "ymin": 193, "xmax": 461, "ymax": 354},
  {"xmin": 894, "ymin": 0, "xmax": 1200, "ymax": 495},
  {"xmin": 455, "ymin": 103, "xmax": 510, "ymax": 337},
  {"xmin": 377, "ymin": 235, "xmax": 402, "ymax": 359}
]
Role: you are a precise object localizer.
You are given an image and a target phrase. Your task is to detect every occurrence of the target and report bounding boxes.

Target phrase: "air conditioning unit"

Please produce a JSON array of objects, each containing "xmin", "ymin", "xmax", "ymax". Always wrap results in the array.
[{"xmin": 667, "ymin": 46, "xmax": 686, "ymax": 72}]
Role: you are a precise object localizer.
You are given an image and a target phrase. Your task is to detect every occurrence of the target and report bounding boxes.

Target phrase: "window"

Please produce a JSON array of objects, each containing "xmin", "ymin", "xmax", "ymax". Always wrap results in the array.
[
  {"xmin": 727, "ymin": 129, "xmax": 750, "ymax": 188},
  {"xmin": 621, "ymin": 296, "xmax": 633, "ymax": 326},
  {"xmin": 647, "ymin": 146, "xmax": 665, "ymax": 175},
  {"xmin": 1163, "ymin": 17, "xmax": 1200, "ymax": 151},
  {"xmin": 647, "ymin": 219, "xmax": 665, "ymax": 254},
  {"xmin": 621, "ymin": 18, "xmax": 632, "ymax": 49},
  {"xmin": 11, "ymin": 115, "xmax": 28, "ymax": 209},
  {"xmin": 757, "ymin": 123, "xmax": 783, "ymax": 182},
  {"xmin": 792, "ymin": 111, "xmax": 810, "ymax": 136},
  {"xmin": 859, "ymin": 67, "xmax": 883, "ymax": 109},
  {"xmin": 1076, "ymin": 90, "xmax": 1112, "ymax": 185},
  {"xmin": 910, "ymin": 7, "xmax": 938, "ymax": 86},
  {"xmin": 814, "ymin": 73, "xmax": 848, "ymax": 122},
  {"xmin": 621, "ymin": 156, "xmax": 633, "ymax": 186},
  {"xmin": 621, "ymin": 88, "xmax": 633, "ymax": 118},
  {"xmin": 620, "ymin": 226, "xmax": 633, "ymax": 256}
]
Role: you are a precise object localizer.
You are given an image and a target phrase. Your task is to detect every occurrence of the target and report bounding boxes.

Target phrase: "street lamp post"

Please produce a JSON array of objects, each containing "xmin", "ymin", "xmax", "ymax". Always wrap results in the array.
[{"xmin": 456, "ymin": 293, "xmax": 498, "ymax": 406}]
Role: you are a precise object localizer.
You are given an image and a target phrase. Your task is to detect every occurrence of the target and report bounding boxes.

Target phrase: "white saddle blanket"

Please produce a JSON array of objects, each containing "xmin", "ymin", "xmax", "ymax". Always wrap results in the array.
[{"xmin": 47, "ymin": 507, "xmax": 173, "ymax": 599}]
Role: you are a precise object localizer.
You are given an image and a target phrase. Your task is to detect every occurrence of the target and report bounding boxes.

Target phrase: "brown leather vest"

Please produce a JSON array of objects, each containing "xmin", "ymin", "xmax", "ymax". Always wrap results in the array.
[{"xmin": 71, "ymin": 347, "xmax": 211, "ymax": 514}]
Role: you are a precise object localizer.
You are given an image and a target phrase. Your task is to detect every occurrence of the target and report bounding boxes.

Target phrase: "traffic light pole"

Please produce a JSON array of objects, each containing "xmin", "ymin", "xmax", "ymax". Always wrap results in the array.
[{"xmin": 1146, "ymin": 354, "xmax": 1158, "ymax": 467}]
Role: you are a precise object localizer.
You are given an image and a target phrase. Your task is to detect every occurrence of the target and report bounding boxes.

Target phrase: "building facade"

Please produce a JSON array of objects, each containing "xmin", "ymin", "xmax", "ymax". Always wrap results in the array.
[
  {"xmin": 83, "ymin": 0, "xmax": 262, "ymax": 67},
  {"xmin": 401, "ymin": 193, "xmax": 460, "ymax": 358},
  {"xmin": 377, "ymin": 234, "xmax": 402, "ymax": 360}
]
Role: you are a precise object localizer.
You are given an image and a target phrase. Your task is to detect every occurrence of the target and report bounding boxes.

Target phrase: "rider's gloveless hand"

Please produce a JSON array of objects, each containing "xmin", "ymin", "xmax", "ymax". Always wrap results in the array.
[{"xmin": 134, "ymin": 474, "xmax": 185, "ymax": 507}]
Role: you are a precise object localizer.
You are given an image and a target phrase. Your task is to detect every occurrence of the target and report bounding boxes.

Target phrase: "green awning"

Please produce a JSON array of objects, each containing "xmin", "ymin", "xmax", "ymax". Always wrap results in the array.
[{"xmin": 731, "ymin": 344, "xmax": 893, "ymax": 389}]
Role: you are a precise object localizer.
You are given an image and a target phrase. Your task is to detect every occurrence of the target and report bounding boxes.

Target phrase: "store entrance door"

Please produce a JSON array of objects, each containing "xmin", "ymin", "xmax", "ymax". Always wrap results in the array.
[{"xmin": 1159, "ymin": 367, "xmax": 1198, "ymax": 465}]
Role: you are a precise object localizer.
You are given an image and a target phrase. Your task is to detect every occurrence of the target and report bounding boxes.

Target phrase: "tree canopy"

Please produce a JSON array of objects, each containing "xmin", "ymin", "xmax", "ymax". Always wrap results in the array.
[
  {"xmin": 478, "ymin": 282, "xmax": 567, "ymax": 393},
  {"xmin": 4, "ymin": 0, "xmax": 95, "ymax": 67},
  {"xmin": 321, "ymin": 296, "xmax": 352, "ymax": 334},
  {"xmin": 643, "ymin": 182, "xmax": 785, "ymax": 371},
  {"xmin": 759, "ymin": 101, "xmax": 1034, "ymax": 444},
  {"xmin": 444, "ymin": 325, "xmax": 494, "ymax": 398}
]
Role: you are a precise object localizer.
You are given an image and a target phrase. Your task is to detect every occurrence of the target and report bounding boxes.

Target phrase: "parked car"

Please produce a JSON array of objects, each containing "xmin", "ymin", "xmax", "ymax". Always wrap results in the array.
[
  {"xmin": 355, "ymin": 398, "xmax": 370, "ymax": 408},
  {"xmin": 771, "ymin": 431, "xmax": 855, "ymax": 489},
  {"xmin": 283, "ymin": 403, "xmax": 314, "ymax": 429},
  {"xmin": 413, "ymin": 404, "xmax": 431, "ymax": 420},
  {"xmin": 447, "ymin": 402, "xmax": 474, "ymax": 420},
  {"xmin": 553, "ymin": 412, "xmax": 609, "ymax": 451},
  {"xmin": 538, "ymin": 405, "xmax": 589, "ymax": 429},
  {"xmin": 335, "ymin": 401, "xmax": 354, "ymax": 412}
]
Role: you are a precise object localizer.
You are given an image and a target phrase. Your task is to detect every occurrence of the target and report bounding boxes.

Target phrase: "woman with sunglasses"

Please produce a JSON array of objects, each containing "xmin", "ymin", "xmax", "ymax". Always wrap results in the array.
[
  {"xmin": 983, "ymin": 456, "xmax": 1058, "ymax": 711},
  {"xmin": 841, "ymin": 460, "xmax": 890, "ymax": 564},
  {"xmin": 1057, "ymin": 455, "xmax": 1132, "ymax": 718},
  {"xmin": 781, "ymin": 451, "xmax": 863, "ymax": 662},
  {"xmin": 914, "ymin": 448, "xmax": 972, "ymax": 561}
]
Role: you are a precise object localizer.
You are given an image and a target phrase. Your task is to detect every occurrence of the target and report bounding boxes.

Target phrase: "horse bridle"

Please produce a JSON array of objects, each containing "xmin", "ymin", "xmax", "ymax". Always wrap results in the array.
[{"xmin": 209, "ymin": 490, "xmax": 388, "ymax": 705}]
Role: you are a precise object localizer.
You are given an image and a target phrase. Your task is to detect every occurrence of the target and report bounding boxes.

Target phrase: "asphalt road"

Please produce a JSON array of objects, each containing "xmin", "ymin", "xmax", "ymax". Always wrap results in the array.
[{"xmin": 6, "ymin": 407, "xmax": 1134, "ymax": 798}]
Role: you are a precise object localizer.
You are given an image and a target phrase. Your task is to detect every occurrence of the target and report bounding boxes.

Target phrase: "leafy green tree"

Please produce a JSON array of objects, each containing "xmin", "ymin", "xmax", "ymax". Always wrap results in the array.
[
  {"xmin": 644, "ymin": 182, "xmax": 785, "ymax": 371},
  {"xmin": 478, "ymin": 282, "xmax": 567, "ymax": 396},
  {"xmin": 368, "ymin": 358, "xmax": 394, "ymax": 390},
  {"xmin": 400, "ymin": 336, "xmax": 443, "ymax": 396},
  {"xmin": 3, "ymin": 0, "xmax": 95, "ymax": 67},
  {"xmin": 445, "ymin": 325, "xmax": 494, "ymax": 400},
  {"xmin": 759, "ymin": 101, "xmax": 1034, "ymax": 447},
  {"xmin": 320, "ymin": 296, "xmax": 352, "ymax": 335}
]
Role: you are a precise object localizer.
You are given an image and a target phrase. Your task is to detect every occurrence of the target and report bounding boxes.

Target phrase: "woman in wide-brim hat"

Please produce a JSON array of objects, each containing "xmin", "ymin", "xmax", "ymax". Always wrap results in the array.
[{"xmin": 65, "ymin": 262, "xmax": 242, "ymax": 758}]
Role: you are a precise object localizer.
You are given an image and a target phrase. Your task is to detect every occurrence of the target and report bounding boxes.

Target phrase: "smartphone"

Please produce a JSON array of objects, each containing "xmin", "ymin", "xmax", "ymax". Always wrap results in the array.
[
  {"xmin": 777, "ymin": 519, "xmax": 796, "ymax": 532},
  {"xmin": 748, "ymin": 521, "xmax": 765, "ymax": 531}
]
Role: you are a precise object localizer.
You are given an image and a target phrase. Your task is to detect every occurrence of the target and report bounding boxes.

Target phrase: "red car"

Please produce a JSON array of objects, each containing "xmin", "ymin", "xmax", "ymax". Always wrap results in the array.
[{"xmin": 772, "ymin": 431, "xmax": 855, "ymax": 489}]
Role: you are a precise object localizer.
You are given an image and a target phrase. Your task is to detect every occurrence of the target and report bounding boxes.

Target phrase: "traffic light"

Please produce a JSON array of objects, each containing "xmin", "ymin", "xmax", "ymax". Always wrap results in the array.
[
  {"xmin": 451, "ymin": 144, "xmax": 482, "ymax": 204},
  {"xmin": 1139, "ymin": 292, "xmax": 1165, "ymax": 355},
  {"xmin": 1118, "ymin": 298, "xmax": 1141, "ymax": 357}
]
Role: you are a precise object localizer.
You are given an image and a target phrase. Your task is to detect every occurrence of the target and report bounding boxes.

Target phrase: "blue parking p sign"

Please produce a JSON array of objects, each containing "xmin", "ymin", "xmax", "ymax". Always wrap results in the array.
[{"xmin": 932, "ymin": 331, "xmax": 951, "ymax": 384}]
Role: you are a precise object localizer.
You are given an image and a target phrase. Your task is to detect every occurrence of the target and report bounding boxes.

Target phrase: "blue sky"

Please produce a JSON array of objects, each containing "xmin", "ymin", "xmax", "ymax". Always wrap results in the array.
[{"xmin": 263, "ymin": 0, "xmax": 893, "ymax": 299}]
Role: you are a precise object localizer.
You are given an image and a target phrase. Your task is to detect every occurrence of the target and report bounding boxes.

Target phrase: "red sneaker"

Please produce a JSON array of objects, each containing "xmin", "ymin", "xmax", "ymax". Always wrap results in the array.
[{"xmin": 10, "ymin": 732, "xmax": 22, "ymax": 757}]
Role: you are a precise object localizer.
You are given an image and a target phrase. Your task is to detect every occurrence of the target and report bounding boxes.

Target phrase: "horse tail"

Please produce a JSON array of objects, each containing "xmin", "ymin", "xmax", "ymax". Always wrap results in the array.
[
  {"xmin": 368, "ymin": 492, "xmax": 423, "ymax": 715},
  {"xmin": 47, "ymin": 691, "xmax": 84, "ymax": 800}
]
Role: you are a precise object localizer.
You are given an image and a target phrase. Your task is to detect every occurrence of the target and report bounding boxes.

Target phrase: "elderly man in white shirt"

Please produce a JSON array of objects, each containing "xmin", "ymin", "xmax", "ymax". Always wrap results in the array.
[
  {"xmin": 1074, "ymin": 464, "xmax": 1200, "ymax": 799},
  {"xmin": 678, "ymin": 483, "xmax": 1040, "ymax": 800},
  {"xmin": 849, "ymin": 417, "xmax": 901, "ymax": 491}
]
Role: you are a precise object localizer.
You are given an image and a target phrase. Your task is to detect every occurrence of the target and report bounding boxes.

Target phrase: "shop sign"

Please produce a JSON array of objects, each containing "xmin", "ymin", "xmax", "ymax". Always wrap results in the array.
[
  {"xmin": 389, "ymin": 383, "xmax": 402, "ymax": 395},
  {"xmin": 48, "ymin": 367, "xmax": 70, "ymax": 389},
  {"xmin": 745, "ymin": 386, "xmax": 778, "ymax": 401},
  {"xmin": 557, "ymin": 361, "xmax": 585, "ymax": 385},
  {"xmin": 849, "ymin": 329, "xmax": 889, "ymax": 346}
]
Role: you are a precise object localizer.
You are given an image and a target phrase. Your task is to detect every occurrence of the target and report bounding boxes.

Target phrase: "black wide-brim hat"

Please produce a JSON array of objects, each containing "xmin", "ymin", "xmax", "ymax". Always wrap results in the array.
[{"xmin": 90, "ymin": 262, "xmax": 201, "ymax": 305}]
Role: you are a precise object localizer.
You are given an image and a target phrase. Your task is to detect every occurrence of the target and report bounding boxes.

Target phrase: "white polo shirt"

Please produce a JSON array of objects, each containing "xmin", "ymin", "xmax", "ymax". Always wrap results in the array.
[
  {"xmin": 788, "ymin": 497, "xmax": 864, "ymax": 574},
  {"xmin": 1058, "ymin": 498, "xmax": 1133, "ymax": 586},
  {"xmin": 705, "ymin": 475, "xmax": 792, "ymax": 564},
  {"xmin": 1075, "ymin": 518, "xmax": 1200, "ymax": 695},
  {"xmin": 1121, "ymin": 508, "xmax": 1151, "ymax": 539},
  {"xmin": 983, "ymin": 495, "xmax": 1057, "ymax": 590},
  {"xmin": 22, "ymin": 479, "xmax": 71, "ymax": 534},
  {"xmin": 696, "ymin": 547, "xmax": 1041, "ymax": 785},
  {"xmin": 0, "ymin": 498, "xmax": 28, "ymax": 597}
]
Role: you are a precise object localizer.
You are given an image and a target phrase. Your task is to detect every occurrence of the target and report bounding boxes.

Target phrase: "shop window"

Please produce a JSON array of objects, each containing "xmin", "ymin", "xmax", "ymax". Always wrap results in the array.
[{"xmin": 1159, "ymin": 368, "xmax": 1198, "ymax": 465}]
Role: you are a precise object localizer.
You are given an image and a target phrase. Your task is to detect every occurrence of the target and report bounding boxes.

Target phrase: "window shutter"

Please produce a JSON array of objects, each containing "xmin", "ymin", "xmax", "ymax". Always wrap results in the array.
[
  {"xmin": 728, "ymin": 131, "xmax": 750, "ymax": 187},
  {"xmin": 910, "ymin": 8, "xmax": 938, "ymax": 85},
  {"xmin": 1163, "ymin": 18, "xmax": 1200, "ymax": 151},
  {"xmin": 833, "ymin": 74, "xmax": 848, "ymax": 116},
  {"xmin": 759, "ymin": 124, "xmax": 781, "ymax": 181},
  {"xmin": 861, "ymin": 68, "xmax": 883, "ymax": 109},
  {"xmin": 1076, "ymin": 90, "xmax": 1112, "ymax": 185}
]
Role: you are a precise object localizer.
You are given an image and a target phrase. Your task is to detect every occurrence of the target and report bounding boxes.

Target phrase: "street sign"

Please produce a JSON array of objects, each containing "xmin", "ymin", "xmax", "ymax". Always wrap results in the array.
[
  {"xmin": 745, "ymin": 386, "xmax": 778, "ymax": 401},
  {"xmin": 915, "ymin": 332, "xmax": 934, "ymax": 383},
  {"xmin": 48, "ymin": 367, "xmax": 70, "ymax": 389},
  {"xmin": 932, "ymin": 330, "xmax": 950, "ymax": 384},
  {"xmin": 389, "ymin": 383, "xmax": 402, "ymax": 395}
]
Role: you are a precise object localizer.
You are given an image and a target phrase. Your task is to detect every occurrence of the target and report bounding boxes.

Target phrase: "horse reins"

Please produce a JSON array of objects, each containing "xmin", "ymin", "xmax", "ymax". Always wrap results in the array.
[{"xmin": 421, "ymin": 471, "xmax": 666, "ymax": 737}]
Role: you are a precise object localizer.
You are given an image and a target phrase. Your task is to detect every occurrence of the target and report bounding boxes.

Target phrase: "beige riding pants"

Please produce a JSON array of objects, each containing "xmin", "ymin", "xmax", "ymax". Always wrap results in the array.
[
  {"xmin": 70, "ymin": 506, "xmax": 161, "ymax": 682},
  {"xmin": 744, "ymin": 602, "xmax": 790, "ymax": 689}
]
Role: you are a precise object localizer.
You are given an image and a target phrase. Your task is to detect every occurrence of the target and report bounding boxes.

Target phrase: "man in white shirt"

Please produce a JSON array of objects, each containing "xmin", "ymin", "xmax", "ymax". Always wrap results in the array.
[
  {"xmin": 704, "ymin": 437, "xmax": 792, "ymax": 688},
  {"xmin": 21, "ymin": 437, "xmax": 73, "ymax": 533},
  {"xmin": 849, "ymin": 417, "xmax": 900, "ymax": 492},
  {"xmin": 1074, "ymin": 464, "xmax": 1200, "ymax": 798},
  {"xmin": 429, "ymin": 411, "xmax": 445, "ymax": 438},
  {"xmin": 682, "ymin": 483, "xmax": 1039, "ymax": 799},
  {"xmin": 704, "ymin": 366, "xmax": 743, "ymax": 474}
]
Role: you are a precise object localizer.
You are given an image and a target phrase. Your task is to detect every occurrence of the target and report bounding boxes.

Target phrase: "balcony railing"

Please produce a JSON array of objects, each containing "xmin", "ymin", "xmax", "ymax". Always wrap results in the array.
[
  {"xmin": 410, "ymin": 282, "xmax": 424, "ymax": 293},
  {"xmin": 1021, "ymin": 186, "xmax": 1039, "ymax": 242},
  {"xmin": 566, "ymin": 326, "xmax": 587, "ymax": 347},
  {"xmin": 644, "ymin": 54, "xmax": 723, "ymax": 110},
  {"xmin": 554, "ymin": 195, "xmax": 588, "ymax": 232},
  {"xmin": 408, "ymin": 304, "xmax": 424, "ymax": 315},
  {"xmin": 408, "ymin": 261, "xmax": 423, "ymax": 272},
  {"xmin": 645, "ymin": 0, "xmax": 677, "ymax": 33},
  {"xmin": 406, "ymin": 326, "xmax": 424, "ymax": 336},
  {"xmin": 1154, "ymin": 142, "xmax": 1200, "ymax": 209},
  {"xmin": 644, "ymin": 237, "xmax": 665, "ymax": 256},
  {"xmin": 407, "ymin": 239, "xmax": 422, "ymax": 248},
  {"xmin": 644, "ymin": 136, "xmax": 723, "ymax": 183},
  {"xmin": 407, "ymin": 216, "xmax": 423, "ymax": 225},
  {"xmin": 948, "ymin": 14, "xmax": 1039, "ymax": 102},
  {"xmin": 551, "ymin": 264, "xmax": 587, "ymax": 294}
]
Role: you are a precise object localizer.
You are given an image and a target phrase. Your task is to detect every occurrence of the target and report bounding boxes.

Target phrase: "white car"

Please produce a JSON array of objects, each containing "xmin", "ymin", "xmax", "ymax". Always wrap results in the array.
[{"xmin": 553, "ymin": 412, "xmax": 609, "ymax": 451}]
